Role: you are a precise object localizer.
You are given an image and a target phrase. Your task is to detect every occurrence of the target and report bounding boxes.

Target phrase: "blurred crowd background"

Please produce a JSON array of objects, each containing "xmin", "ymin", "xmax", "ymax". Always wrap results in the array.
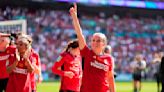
[{"xmin": 0, "ymin": 0, "xmax": 163, "ymax": 81}]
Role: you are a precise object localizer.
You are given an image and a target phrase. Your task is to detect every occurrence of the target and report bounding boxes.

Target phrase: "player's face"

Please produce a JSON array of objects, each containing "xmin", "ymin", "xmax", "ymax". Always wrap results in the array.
[
  {"xmin": 71, "ymin": 47, "xmax": 80, "ymax": 56},
  {"xmin": 91, "ymin": 35, "xmax": 105, "ymax": 53},
  {"xmin": 0, "ymin": 37, "xmax": 10, "ymax": 47},
  {"xmin": 16, "ymin": 40, "xmax": 29, "ymax": 53}
]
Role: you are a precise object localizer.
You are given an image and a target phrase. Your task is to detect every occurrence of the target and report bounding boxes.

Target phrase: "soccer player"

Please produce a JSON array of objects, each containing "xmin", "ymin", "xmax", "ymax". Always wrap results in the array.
[
  {"xmin": 130, "ymin": 54, "xmax": 146, "ymax": 92},
  {"xmin": 52, "ymin": 39, "xmax": 82, "ymax": 92},
  {"xmin": 30, "ymin": 48, "xmax": 42, "ymax": 92},
  {"xmin": 70, "ymin": 3, "xmax": 116, "ymax": 92},
  {"xmin": 0, "ymin": 33, "xmax": 14, "ymax": 92},
  {"xmin": 6, "ymin": 34, "xmax": 36, "ymax": 92},
  {"xmin": 104, "ymin": 45, "xmax": 117, "ymax": 78}
]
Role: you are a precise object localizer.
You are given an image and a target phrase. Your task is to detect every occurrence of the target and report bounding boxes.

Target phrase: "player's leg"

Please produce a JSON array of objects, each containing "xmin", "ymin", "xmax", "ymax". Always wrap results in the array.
[{"xmin": 0, "ymin": 78, "xmax": 8, "ymax": 92}]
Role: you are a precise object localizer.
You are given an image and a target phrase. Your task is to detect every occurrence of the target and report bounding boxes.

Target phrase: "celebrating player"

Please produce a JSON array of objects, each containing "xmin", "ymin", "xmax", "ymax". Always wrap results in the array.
[
  {"xmin": 30, "ymin": 47, "xmax": 42, "ymax": 92},
  {"xmin": 52, "ymin": 39, "xmax": 82, "ymax": 92},
  {"xmin": 70, "ymin": 3, "xmax": 116, "ymax": 92},
  {"xmin": 104, "ymin": 45, "xmax": 117, "ymax": 78},
  {"xmin": 0, "ymin": 33, "xmax": 15, "ymax": 92},
  {"xmin": 6, "ymin": 34, "xmax": 36, "ymax": 92}
]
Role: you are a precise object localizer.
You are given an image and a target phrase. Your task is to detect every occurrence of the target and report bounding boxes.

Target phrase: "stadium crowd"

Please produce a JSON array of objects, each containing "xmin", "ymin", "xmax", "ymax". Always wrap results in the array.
[{"xmin": 0, "ymin": 6, "xmax": 163, "ymax": 80}]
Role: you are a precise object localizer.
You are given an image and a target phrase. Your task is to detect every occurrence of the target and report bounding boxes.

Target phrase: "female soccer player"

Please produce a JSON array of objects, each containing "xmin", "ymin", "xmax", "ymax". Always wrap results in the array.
[
  {"xmin": 70, "ymin": 4, "xmax": 116, "ymax": 92},
  {"xmin": 0, "ymin": 33, "xmax": 15, "ymax": 92},
  {"xmin": 30, "ymin": 48, "xmax": 42, "ymax": 92},
  {"xmin": 104, "ymin": 45, "xmax": 117, "ymax": 78},
  {"xmin": 6, "ymin": 34, "xmax": 36, "ymax": 92},
  {"xmin": 52, "ymin": 39, "xmax": 82, "ymax": 92}
]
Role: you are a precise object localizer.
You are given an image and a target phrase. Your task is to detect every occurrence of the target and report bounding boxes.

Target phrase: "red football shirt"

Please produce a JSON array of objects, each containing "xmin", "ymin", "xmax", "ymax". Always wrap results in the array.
[
  {"xmin": 0, "ymin": 46, "xmax": 16, "ymax": 79},
  {"xmin": 6, "ymin": 52, "xmax": 34, "ymax": 92},
  {"xmin": 80, "ymin": 46, "xmax": 113, "ymax": 92},
  {"xmin": 30, "ymin": 49, "xmax": 41, "ymax": 90},
  {"xmin": 52, "ymin": 52, "xmax": 82, "ymax": 91}
]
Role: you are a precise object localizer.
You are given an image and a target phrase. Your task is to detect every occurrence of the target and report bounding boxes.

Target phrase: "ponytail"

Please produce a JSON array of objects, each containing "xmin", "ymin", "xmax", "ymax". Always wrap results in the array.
[{"xmin": 64, "ymin": 39, "xmax": 79, "ymax": 53}]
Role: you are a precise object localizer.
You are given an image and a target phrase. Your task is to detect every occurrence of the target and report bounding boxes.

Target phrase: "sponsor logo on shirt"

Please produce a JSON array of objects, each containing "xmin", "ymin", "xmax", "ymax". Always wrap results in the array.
[
  {"xmin": 90, "ymin": 60, "xmax": 109, "ymax": 71},
  {"xmin": 13, "ymin": 67, "xmax": 28, "ymax": 75},
  {"xmin": 0, "ymin": 55, "xmax": 10, "ymax": 61}
]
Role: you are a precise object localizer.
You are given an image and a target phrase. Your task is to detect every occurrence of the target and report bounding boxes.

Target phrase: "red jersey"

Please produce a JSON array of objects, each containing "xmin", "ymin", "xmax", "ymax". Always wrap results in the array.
[
  {"xmin": 6, "ymin": 51, "xmax": 35, "ymax": 92},
  {"xmin": 0, "ymin": 46, "xmax": 16, "ymax": 79},
  {"xmin": 30, "ymin": 49, "xmax": 41, "ymax": 90},
  {"xmin": 80, "ymin": 46, "xmax": 113, "ymax": 92},
  {"xmin": 52, "ymin": 52, "xmax": 82, "ymax": 91}
]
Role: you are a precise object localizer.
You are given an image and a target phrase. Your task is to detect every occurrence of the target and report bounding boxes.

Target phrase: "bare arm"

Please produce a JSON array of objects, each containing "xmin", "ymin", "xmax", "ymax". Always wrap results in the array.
[
  {"xmin": 7, "ymin": 60, "xmax": 18, "ymax": 74},
  {"xmin": 24, "ymin": 58, "xmax": 34, "ymax": 73},
  {"xmin": 108, "ymin": 71, "xmax": 116, "ymax": 92},
  {"xmin": 24, "ymin": 48, "xmax": 34, "ymax": 73},
  {"xmin": 70, "ymin": 3, "xmax": 86, "ymax": 50}
]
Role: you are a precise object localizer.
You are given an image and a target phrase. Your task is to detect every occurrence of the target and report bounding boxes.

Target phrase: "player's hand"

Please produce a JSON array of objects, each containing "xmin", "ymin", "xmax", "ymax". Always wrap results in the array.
[
  {"xmin": 37, "ymin": 76, "xmax": 43, "ymax": 83},
  {"xmin": 15, "ymin": 49, "xmax": 20, "ymax": 62},
  {"xmin": 64, "ymin": 71, "xmax": 75, "ymax": 79},
  {"xmin": 69, "ymin": 3, "xmax": 77, "ymax": 17},
  {"xmin": 23, "ymin": 47, "xmax": 31, "ymax": 61}
]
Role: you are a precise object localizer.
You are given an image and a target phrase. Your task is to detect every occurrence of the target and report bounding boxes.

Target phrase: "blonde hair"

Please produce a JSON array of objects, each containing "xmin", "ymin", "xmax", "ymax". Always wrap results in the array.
[
  {"xmin": 17, "ymin": 34, "xmax": 33, "ymax": 45},
  {"xmin": 93, "ymin": 33, "xmax": 107, "ymax": 45}
]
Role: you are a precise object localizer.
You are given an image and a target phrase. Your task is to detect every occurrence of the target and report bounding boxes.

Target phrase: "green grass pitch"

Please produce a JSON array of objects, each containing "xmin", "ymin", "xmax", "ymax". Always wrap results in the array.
[{"xmin": 37, "ymin": 81, "xmax": 157, "ymax": 92}]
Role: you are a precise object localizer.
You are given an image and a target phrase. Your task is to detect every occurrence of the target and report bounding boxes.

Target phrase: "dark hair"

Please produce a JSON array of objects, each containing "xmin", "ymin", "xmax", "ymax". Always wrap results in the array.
[{"xmin": 65, "ymin": 39, "xmax": 79, "ymax": 52}]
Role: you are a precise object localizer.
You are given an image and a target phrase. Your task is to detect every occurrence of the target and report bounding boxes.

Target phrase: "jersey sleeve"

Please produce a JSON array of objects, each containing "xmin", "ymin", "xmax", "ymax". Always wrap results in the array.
[
  {"xmin": 108, "ymin": 56, "xmax": 114, "ymax": 71},
  {"xmin": 6, "ymin": 46, "xmax": 16, "ymax": 67},
  {"xmin": 80, "ymin": 45, "xmax": 90, "ymax": 58},
  {"xmin": 51, "ymin": 54, "xmax": 66, "ymax": 76}
]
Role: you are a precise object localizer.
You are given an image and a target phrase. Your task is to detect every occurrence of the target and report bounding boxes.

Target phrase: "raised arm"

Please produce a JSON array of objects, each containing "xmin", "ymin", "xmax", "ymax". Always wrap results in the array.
[{"xmin": 70, "ymin": 3, "xmax": 86, "ymax": 50}]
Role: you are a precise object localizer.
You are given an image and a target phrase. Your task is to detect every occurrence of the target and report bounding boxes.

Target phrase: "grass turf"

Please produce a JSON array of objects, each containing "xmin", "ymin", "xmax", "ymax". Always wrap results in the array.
[{"xmin": 37, "ymin": 81, "xmax": 157, "ymax": 92}]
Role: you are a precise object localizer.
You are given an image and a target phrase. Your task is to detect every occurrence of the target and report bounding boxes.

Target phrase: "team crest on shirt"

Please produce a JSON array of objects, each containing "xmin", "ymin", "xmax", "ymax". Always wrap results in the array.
[
  {"xmin": 19, "ymin": 63, "xmax": 24, "ymax": 67},
  {"xmin": 6, "ymin": 50, "xmax": 9, "ymax": 54}
]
